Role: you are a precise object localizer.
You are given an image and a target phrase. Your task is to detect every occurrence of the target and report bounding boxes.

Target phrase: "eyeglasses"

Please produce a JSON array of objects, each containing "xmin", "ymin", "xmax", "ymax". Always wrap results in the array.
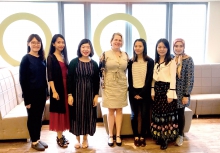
[{"xmin": 30, "ymin": 41, "xmax": 41, "ymax": 45}]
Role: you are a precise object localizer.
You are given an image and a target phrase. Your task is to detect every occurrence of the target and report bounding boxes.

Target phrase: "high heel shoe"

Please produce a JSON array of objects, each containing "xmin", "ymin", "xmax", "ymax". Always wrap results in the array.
[
  {"xmin": 57, "ymin": 136, "xmax": 68, "ymax": 148},
  {"xmin": 56, "ymin": 135, "xmax": 69, "ymax": 144},
  {"xmin": 108, "ymin": 136, "xmax": 114, "ymax": 147},
  {"xmin": 160, "ymin": 139, "xmax": 168, "ymax": 150},
  {"xmin": 139, "ymin": 138, "xmax": 146, "ymax": 147},
  {"xmin": 62, "ymin": 135, "xmax": 69, "ymax": 144},
  {"xmin": 134, "ymin": 137, "xmax": 140, "ymax": 147},
  {"xmin": 116, "ymin": 136, "xmax": 122, "ymax": 146}
]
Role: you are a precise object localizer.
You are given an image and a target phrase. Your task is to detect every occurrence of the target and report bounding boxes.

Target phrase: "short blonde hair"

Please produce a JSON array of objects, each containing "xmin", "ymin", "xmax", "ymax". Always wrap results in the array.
[{"xmin": 110, "ymin": 32, "xmax": 124, "ymax": 47}]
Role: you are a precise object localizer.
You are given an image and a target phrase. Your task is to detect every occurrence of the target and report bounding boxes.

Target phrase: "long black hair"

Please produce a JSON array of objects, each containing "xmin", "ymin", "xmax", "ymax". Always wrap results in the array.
[
  {"xmin": 27, "ymin": 34, "xmax": 45, "ymax": 61},
  {"xmin": 133, "ymin": 38, "xmax": 150, "ymax": 62},
  {"xmin": 154, "ymin": 38, "xmax": 171, "ymax": 65},
  {"xmin": 77, "ymin": 39, "xmax": 94, "ymax": 57},
  {"xmin": 48, "ymin": 34, "xmax": 69, "ymax": 66}
]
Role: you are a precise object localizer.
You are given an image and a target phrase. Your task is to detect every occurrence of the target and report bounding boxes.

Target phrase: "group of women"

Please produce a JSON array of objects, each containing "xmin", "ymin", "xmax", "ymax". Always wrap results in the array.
[
  {"xmin": 19, "ymin": 32, "xmax": 194, "ymax": 151},
  {"xmin": 100, "ymin": 33, "xmax": 194, "ymax": 150}
]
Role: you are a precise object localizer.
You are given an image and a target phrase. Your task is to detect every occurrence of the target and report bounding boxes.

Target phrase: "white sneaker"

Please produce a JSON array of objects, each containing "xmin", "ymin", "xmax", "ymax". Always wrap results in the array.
[{"xmin": 175, "ymin": 135, "xmax": 183, "ymax": 146}]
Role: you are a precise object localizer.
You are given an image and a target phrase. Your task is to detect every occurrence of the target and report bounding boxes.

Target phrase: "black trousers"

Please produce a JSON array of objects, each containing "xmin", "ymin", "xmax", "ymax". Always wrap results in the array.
[
  {"xmin": 177, "ymin": 107, "xmax": 185, "ymax": 136},
  {"xmin": 129, "ymin": 88, "xmax": 151, "ymax": 138},
  {"xmin": 26, "ymin": 88, "xmax": 46, "ymax": 142}
]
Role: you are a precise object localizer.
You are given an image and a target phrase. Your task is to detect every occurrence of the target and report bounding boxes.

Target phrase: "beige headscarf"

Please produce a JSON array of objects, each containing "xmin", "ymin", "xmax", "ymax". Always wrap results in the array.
[{"xmin": 173, "ymin": 38, "xmax": 189, "ymax": 78}]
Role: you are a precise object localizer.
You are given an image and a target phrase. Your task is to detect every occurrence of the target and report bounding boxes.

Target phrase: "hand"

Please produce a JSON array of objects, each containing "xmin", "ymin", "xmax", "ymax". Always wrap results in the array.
[
  {"xmin": 53, "ymin": 92, "xmax": 59, "ymax": 100},
  {"xmin": 182, "ymin": 97, "xmax": 189, "ymax": 105},
  {"xmin": 26, "ymin": 104, "xmax": 31, "ymax": 109},
  {"xmin": 93, "ymin": 95, "xmax": 99, "ymax": 107},
  {"xmin": 68, "ymin": 95, "xmax": 74, "ymax": 106},
  {"xmin": 167, "ymin": 98, "xmax": 173, "ymax": 103},
  {"xmin": 151, "ymin": 96, "xmax": 155, "ymax": 101},
  {"xmin": 134, "ymin": 95, "xmax": 142, "ymax": 100}
]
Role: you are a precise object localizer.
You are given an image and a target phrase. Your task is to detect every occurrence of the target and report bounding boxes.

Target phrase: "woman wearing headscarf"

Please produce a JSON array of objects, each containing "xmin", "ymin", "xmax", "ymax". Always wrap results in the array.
[{"xmin": 173, "ymin": 38, "xmax": 194, "ymax": 146}]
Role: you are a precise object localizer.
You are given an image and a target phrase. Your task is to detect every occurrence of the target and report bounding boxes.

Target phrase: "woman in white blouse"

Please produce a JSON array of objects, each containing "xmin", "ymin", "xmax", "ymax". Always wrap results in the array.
[{"xmin": 151, "ymin": 38, "xmax": 178, "ymax": 150}]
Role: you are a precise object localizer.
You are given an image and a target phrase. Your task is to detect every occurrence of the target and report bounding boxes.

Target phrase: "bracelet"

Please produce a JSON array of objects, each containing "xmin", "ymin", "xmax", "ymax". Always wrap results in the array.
[{"xmin": 183, "ymin": 94, "xmax": 190, "ymax": 97}]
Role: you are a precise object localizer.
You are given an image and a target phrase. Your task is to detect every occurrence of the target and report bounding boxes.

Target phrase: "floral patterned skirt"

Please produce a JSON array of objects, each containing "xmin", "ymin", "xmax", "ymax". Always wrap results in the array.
[{"xmin": 151, "ymin": 81, "xmax": 179, "ymax": 141}]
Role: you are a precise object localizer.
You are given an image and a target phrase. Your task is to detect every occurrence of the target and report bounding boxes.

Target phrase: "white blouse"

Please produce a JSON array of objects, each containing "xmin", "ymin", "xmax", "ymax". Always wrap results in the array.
[{"xmin": 151, "ymin": 59, "xmax": 177, "ymax": 99}]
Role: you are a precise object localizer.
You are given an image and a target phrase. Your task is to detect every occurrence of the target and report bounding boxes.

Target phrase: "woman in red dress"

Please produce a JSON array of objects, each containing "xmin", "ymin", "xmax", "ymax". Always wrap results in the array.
[{"xmin": 47, "ymin": 34, "xmax": 70, "ymax": 148}]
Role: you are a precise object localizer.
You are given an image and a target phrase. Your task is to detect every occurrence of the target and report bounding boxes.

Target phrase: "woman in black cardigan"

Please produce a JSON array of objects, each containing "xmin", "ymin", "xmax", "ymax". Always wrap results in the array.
[
  {"xmin": 67, "ymin": 39, "xmax": 100, "ymax": 149},
  {"xmin": 128, "ymin": 38, "xmax": 154, "ymax": 147},
  {"xmin": 19, "ymin": 34, "xmax": 49, "ymax": 151},
  {"xmin": 47, "ymin": 34, "xmax": 69, "ymax": 148}
]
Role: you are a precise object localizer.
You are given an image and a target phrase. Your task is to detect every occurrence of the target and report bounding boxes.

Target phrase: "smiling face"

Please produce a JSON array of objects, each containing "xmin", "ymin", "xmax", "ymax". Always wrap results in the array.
[
  {"xmin": 111, "ymin": 34, "xmax": 123, "ymax": 50},
  {"xmin": 80, "ymin": 43, "xmax": 91, "ymax": 57},
  {"xmin": 157, "ymin": 42, "xmax": 168, "ymax": 57},
  {"xmin": 53, "ymin": 37, "xmax": 65, "ymax": 52},
  {"xmin": 174, "ymin": 41, "xmax": 184, "ymax": 55},
  {"xmin": 134, "ymin": 41, "xmax": 144, "ymax": 55},
  {"xmin": 28, "ymin": 37, "xmax": 41, "ymax": 53}
]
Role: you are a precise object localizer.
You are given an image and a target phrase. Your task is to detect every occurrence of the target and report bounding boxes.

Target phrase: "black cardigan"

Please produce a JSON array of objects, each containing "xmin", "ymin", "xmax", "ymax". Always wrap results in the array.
[
  {"xmin": 19, "ymin": 54, "xmax": 48, "ymax": 105},
  {"xmin": 127, "ymin": 58, "xmax": 154, "ymax": 101},
  {"xmin": 47, "ymin": 54, "xmax": 68, "ymax": 113},
  {"xmin": 67, "ymin": 58, "xmax": 100, "ymax": 121},
  {"xmin": 67, "ymin": 58, "xmax": 100, "ymax": 98}
]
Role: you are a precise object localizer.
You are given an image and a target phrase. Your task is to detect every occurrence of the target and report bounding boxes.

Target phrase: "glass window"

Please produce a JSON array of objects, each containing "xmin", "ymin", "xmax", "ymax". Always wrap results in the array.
[
  {"xmin": 172, "ymin": 4, "xmax": 207, "ymax": 64},
  {"xmin": 132, "ymin": 4, "xmax": 167, "ymax": 59},
  {"xmin": 64, "ymin": 4, "xmax": 84, "ymax": 61},
  {"xmin": 91, "ymin": 4, "xmax": 126, "ymax": 62},
  {"xmin": 0, "ymin": 2, "xmax": 59, "ymax": 66}
]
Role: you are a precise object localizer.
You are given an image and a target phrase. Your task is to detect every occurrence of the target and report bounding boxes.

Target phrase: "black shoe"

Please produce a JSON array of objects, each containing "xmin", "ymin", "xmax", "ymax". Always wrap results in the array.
[
  {"xmin": 62, "ymin": 135, "xmax": 69, "ymax": 144},
  {"xmin": 56, "ymin": 135, "xmax": 69, "ymax": 144},
  {"xmin": 31, "ymin": 142, "xmax": 45, "ymax": 151},
  {"xmin": 38, "ymin": 140, "xmax": 48, "ymax": 148},
  {"xmin": 116, "ymin": 136, "xmax": 122, "ymax": 146},
  {"xmin": 57, "ymin": 136, "xmax": 68, "ymax": 148},
  {"xmin": 139, "ymin": 138, "xmax": 146, "ymax": 147},
  {"xmin": 108, "ymin": 136, "xmax": 114, "ymax": 147},
  {"xmin": 134, "ymin": 138, "xmax": 140, "ymax": 147},
  {"xmin": 160, "ymin": 139, "xmax": 168, "ymax": 150}
]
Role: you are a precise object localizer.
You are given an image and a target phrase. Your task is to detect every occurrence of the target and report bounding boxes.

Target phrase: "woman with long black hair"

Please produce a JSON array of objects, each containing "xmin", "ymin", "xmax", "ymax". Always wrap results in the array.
[
  {"xmin": 47, "ymin": 34, "xmax": 70, "ymax": 148},
  {"xmin": 151, "ymin": 38, "xmax": 178, "ymax": 150},
  {"xmin": 128, "ymin": 38, "xmax": 154, "ymax": 147}
]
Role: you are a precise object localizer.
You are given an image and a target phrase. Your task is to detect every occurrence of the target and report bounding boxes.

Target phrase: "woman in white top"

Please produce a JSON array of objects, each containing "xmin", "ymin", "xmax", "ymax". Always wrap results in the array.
[
  {"xmin": 151, "ymin": 38, "xmax": 178, "ymax": 150},
  {"xmin": 99, "ymin": 33, "xmax": 128, "ymax": 147}
]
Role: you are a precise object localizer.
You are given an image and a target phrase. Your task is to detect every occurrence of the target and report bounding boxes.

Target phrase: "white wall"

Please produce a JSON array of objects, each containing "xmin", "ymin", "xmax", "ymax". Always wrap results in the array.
[{"xmin": 206, "ymin": 1, "xmax": 220, "ymax": 63}]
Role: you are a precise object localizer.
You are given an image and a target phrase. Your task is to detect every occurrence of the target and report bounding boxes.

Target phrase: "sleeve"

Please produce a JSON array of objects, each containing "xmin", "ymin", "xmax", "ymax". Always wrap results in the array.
[
  {"xmin": 139, "ymin": 59, "xmax": 154, "ymax": 98},
  {"xmin": 183, "ymin": 57, "xmax": 194, "ymax": 96},
  {"xmin": 151, "ymin": 63, "xmax": 156, "ymax": 96},
  {"xmin": 167, "ymin": 59, "xmax": 177, "ymax": 99},
  {"xmin": 47, "ymin": 55, "xmax": 54, "ymax": 82},
  {"xmin": 151, "ymin": 79, "xmax": 155, "ymax": 96},
  {"xmin": 127, "ymin": 60, "xmax": 137, "ymax": 97},
  {"xmin": 19, "ymin": 55, "xmax": 31, "ymax": 105},
  {"xmin": 67, "ymin": 60, "xmax": 75, "ymax": 95},
  {"xmin": 93, "ymin": 61, "xmax": 100, "ymax": 95},
  {"xmin": 99, "ymin": 52, "xmax": 105, "ymax": 78},
  {"xmin": 44, "ymin": 60, "xmax": 50, "ymax": 96}
]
